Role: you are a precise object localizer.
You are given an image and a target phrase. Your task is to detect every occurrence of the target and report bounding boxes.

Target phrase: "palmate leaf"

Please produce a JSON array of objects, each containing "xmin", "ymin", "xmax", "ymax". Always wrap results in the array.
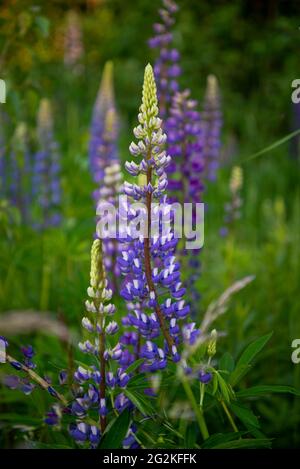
[
  {"xmin": 99, "ymin": 409, "xmax": 131, "ymax": 449},
  {"xmin": 236, "ymin": 385, "xmax": 300, "ymax": 399},
  {"xmin": 230, "ymin": 332, "xmax": 273, "ymax": 386}
]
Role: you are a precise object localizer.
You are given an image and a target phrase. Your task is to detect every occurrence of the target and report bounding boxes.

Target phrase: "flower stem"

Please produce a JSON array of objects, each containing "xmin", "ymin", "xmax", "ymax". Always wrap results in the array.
[
  {"xmin": 181, "ymin": 375, "xmax": 209, "ymax": 441},
  {"xmin": 220, "ymin": 400, "xmax": 239, "ymax": 433},
  {"xmin": 6, "ymin": 354, "xmax": 68, "ymax": 406},
  {"xmin": 99, "ymin": 326, "xmax": 107, "ymax": 433},
  {"xmin": 143, "ymin": 165, "xmax": 174, "ymax": 352}
]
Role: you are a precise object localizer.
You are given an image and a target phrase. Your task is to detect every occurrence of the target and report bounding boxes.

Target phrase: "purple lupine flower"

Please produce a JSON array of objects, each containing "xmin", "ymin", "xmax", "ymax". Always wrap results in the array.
[
  {"xmin": 45, "ymin": 404, "xmax": 62, "ymax": 426},
  {"xmin": 89, "ymin": 61, "xmax": 119, "ymax": 186},
  {"xmin": 90, "ymin": 63, "xmax": 121, "ymax": 286},
  {"xmin": 201, "ymin": 75, "xmax": 222, "ymax": 182},
  {"xmin": 123, "ymin": 423, "xmax": 140, "ymax": 449},
  {"xmin": 59, "ymin": 370, "xmax": 68, "ymax": 385},
  {"xmin": 4, "ymin": 374, "xmax": 35, "ymax": 395},
  {"xmin": 118, "ymin": 64, "xmax": 199, "ymax": 371},
  {"xmin": 166, "ymin": 89, "xmax": 204, "ymax": 204},
  {"xmin": 69, "ymin": 239, "xmax": 133, "ymax": 447},
  {"xmin": 64, "ymin": 10, "xmax": 84, "ymax": 75},
  {"xmin": 198, "ymin": 370, "xmax": 212, "ymax": 384},
  {"xmin": 0, "ymin": 120, "xmax": 6, "ymax": 199},
  {"xmin": 149, "ymin": 4, "xmax": 205, "ymax": 312},
  {"xmin": 33, "ymin": 99, "xmax": 62, "ymax": 229},
  {"xmin": 148, "ymin": 0, "xmax": 180, "ymax": 118},
  {"xmin": 5, "ymin": 123, "xmax": 33, "ymax": 224},
  {"xmin": 165, "ymin": 89, "xmax": 204, "ymax": 316},
  {"xmin": 21, "ymin": 344, "xmax": 36, "ymax": 369},
  {"xmin": 96, "ymin": 161, "xmax": 123, "ymax": 289}
]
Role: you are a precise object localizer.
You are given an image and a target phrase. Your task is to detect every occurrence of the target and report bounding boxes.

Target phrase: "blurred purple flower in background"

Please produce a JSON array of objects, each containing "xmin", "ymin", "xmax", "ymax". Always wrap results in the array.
[
  {"xmin": 148, "ymin": 0, "xmax": 181, "ymax": 118},
  {"xmin": 33, "ymin": 99, "xmax": 62, "ymax": 229},
  {"xmin": 89, "ymin": 61, "xmax": 119, "ymax": 188},
  {"xmin": 201, "ymin": 75, "xmax": 223, "ymax": 182},
  {"xmin": 64, "ymin": 10, "xmax": 84, "ymax": 75}
]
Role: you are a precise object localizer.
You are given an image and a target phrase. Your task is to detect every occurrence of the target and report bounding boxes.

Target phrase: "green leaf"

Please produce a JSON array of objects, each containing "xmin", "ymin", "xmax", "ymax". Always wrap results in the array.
[
  {"xmin": 236, "ymin": 385, "xmax": 300, "ymax": 399},
  {"xmin": 240, "ymin": 128, "xmax": 300, "ymax": 163},
  {"xmin": 219, "ymin": 353, "xmax": 235, "ymax": 375},
  {"xmin": 212, "ymin": 373, "xmax": 218, "ymax": 395},
  {"xmin": 0, "ymin": 413, "xmax": 42, "ymax": 425},
  {"xmin": 213, "ymin": 438, "xmax": 272, "ymax": 449},
  {"xmin": 126, "ymin": 373, "xmax": 148, "ymax": 390},
  {"xmin": 202, "ymin": 432, "xmax": 247, "ymax": 449},
  {"xmin": 230, "ymin": 332, "xmax": 273, "ymax": 386},
  {"xmin": 125, "ymin": 358, "xmax": 145, "ymax": 375},
  {"xmin": 124, "ymin": 389, "xmax": 155, "ymax": 416},
  {"xmin": 229, "ymin": 364, "xmax": 251, "ymax": 387},
  {"xmin": 184, "ymin": 423, "xmax": 197, "ymax": 448},
  {"xmin": 217, "ymin": 373, "xmax": 234, "ymax": 403},
  {"xmin": 230, "ymin": 402, "xmax": 260, "ymax": 428},
  {"xmin": 236, "ymin": 332, "xmax": 273, "ymax": 367},
  {"xmin": 30, "ymin": 442, "xmax": 73, "ymax": 449},
  {"xmin": 35, "ymin": 16, "xmax": 50, "ymax": 37},
  {"xmin": 99, "ymin": 409, "xmax": 130, "ymax": 449}
]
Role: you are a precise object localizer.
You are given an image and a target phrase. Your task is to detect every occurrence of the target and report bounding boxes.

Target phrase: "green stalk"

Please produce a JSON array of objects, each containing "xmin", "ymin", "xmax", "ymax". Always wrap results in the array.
[
  {"xmin": 181, "ymin": 376, "xmax": 209, "ymax": 440},
  {"xmin": 220, "ymin": 400, "xmax": 238, "ymax": 433}
]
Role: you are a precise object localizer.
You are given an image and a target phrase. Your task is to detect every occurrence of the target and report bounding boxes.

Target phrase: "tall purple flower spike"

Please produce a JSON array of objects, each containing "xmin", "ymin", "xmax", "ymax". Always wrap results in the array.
[
  {"xmin": 90, "ymin": 63, "xmax": 121, "ymax": 287},
  {"xmin": 118, "ymin": 64, "xmax": 200, "ymax": 372},
  {"xmin": 0, "ymin": 120, "xmax": 5, "ymax": 199},
  {"xmin": 96, "ymin": 161, "xmax": 123, "ymax": 290},
  {"xmin": 148, "ymin": 0, "xmax": 204, "ymax": 205},
  {"xmin": 33, "ymin": 99, "xmax": 62, "ymax": 229},
  {"xmin": 71, "ymin": 239, "xmax": 134, "ymax": 448},
  {"xmin": 89, "ymin": 61, "xmax": 119, "ymax": 188},
  {"xmin": 166, "ymin": 89, "xmax": 204, "ymax": 204},
  {"xmin": 201, "ymin": 75, "xmax": 222, "ymax": 182},
  {"xmin": 64, "ymin": 10, "xmax": 84, "ymax": 75},
  {"xmin": 0, "ymin": 121, "xmax": 32, "ymax": 224},
  {"xmin": 148, "ymin": 0, "xmax": 181, "ymax": 118}
]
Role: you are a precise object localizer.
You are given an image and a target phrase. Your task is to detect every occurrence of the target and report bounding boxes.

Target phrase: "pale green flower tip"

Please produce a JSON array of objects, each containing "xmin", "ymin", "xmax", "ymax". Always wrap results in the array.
[
  {"xmin": 142, "ymin": 63, "xmax": 158, "ymax": 112},
  {"xmin": 96, "ymin": 60, "xmax": 115, "ymax": 113},
  {"xmin": 90, "ymin": 239, "xmax": 105, "ymax": 287},
  {"xmin": 207, "ymin": 329, "xmax": 218, "ymax": 357},
  {"xmin": 145, "ymin": 63, "xmax": 153, "ymax": 75}
]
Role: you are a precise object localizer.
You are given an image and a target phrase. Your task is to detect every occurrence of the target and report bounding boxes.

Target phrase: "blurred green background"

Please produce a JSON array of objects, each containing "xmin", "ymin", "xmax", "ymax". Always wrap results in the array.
[{"xmin": 0, "ymin": 0, "xmax": 299, "ymax": 448}]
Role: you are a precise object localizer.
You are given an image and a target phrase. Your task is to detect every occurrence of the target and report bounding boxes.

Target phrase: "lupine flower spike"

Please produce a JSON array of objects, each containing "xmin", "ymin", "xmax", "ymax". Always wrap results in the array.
[
  {"xmin": 202, "ymin": 75, "xmax": 222, "ymax": 182},
  {"xmin": 166, "ymin": 90, "xmax": 204, "ymax": 204},
  {"xmin": 96, "ymin": 161, "xmax": 123, "ymax": 288},
  {"xmin": 64, "ymin": 10, "xmax": 84, "ymax": 74},
  {"xmin": 89, "ymin": 61, "xmax": 119, "ymax": 188},
  {"xmin": 71, "ymin": 239, "xmax": 133, "ymax": 447},
  {"xmin": 148, "ymin": 0, "xmax": 180, "ymax": 118},
  {"xmin": 119, "ymin": 64, "xmax": 199, "ymax": 370},
  {"xmin": 90, "ymin": 64, "xmax": 122, "ymax": 286},
  {"xmin": 33, "ymin": 99, "xmax": 62, "ymax": 229},
  {"xmin": 7, "ymin": 123, "xmax": 32, "ymax": 224}
]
